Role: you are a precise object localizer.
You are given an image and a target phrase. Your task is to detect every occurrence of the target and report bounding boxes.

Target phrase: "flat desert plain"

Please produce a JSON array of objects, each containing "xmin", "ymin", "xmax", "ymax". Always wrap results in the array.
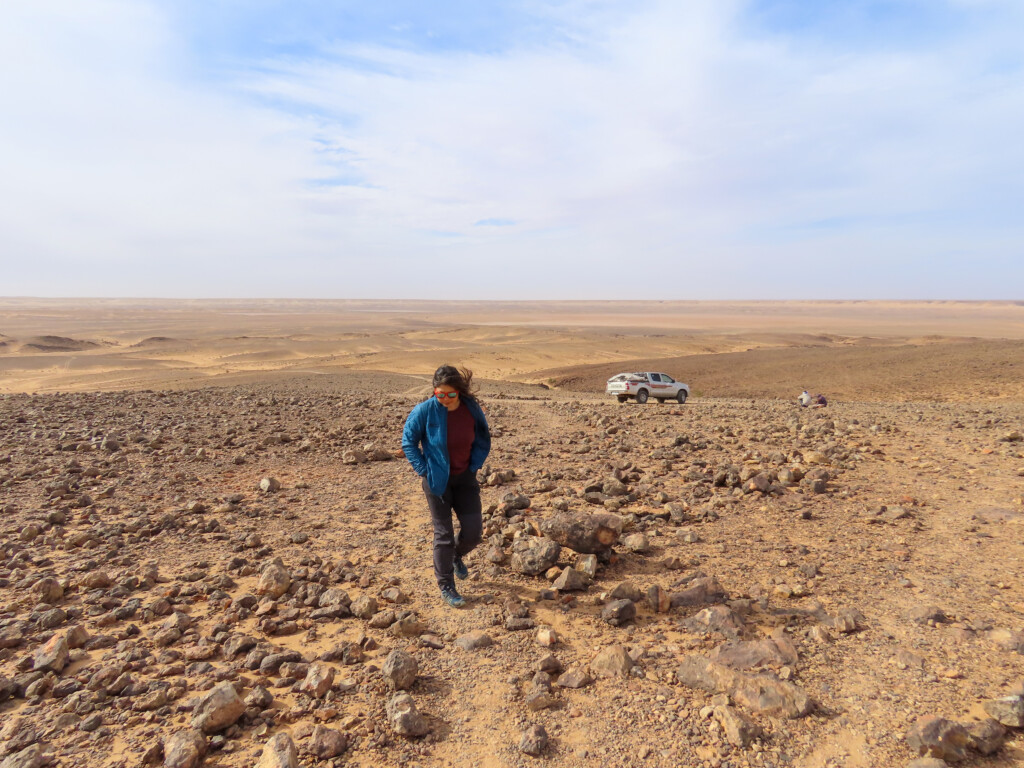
[{"xmin": 1, "ymin": 299, "xmax": 1024, "ymax": 768}]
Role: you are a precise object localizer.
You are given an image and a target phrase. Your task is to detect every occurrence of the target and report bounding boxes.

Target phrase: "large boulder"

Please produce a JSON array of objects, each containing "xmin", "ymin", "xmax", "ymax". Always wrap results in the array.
[
  {"xmin": 552, "ymin": 567, "xmax": 588, "ymax": 592},
  {"xmin": 676, "ymin": 656, "xmax": 813, "ymax": 718},
  {"xmin": 32, "ymin": 634, "xmax": 69, "ymax": 673},
  {"xmin": 601, "ymin": 599, "xmax": 636, "ymax": 627},
  {"xmin": 34, "ymin": 578, "xmax": 63, "ymax": 605},
  {"xmin": 299, "ymin": 662, "xmax": 335, "ymax": 698},
  {"xmin": 671, "ymin": 576, "xmax": 728, "ymax": 608},
  {"xmin": 256, "ymin": 563, "xmax": 291, "ymax": 599},
  {"xmin": 382, "ymin": 649, "xmax": 418, "ymax": 690},
  {"xmin": 965, "ymin": 719, "xmax": 1007, "ymax": 755},
  {"xmin": 256, "ymin": 733, "xmax": 298, "ymax": 768},
  {"xmin": 386, "ymin": 693, "xmax": 430, "ymax": 737},
  {"xmin": 714, "ymin": 705, "xmax": 762, "ymax": 747},
  {"xmin": 455, "ymin": 631, "xmax": 494, "ymax": 651},
  {"xmin": 309, "ymin": 726, "xmax": 349, "ymax": 759},
  {"xmin": 590, "ymin": 645, "xmax": 634, "ymax": 677},
  {"xmin": 163, "ymin": 731, "xmax": 206, "ymax": 768},
  {"xmin": 982, "ymin": 695, "xmax": 1024, "ymax": 728},
  {"xmin": 1, "ymin": 745, "xmax": 45, "ymax": 768},
  {"xmin": 710, "ymin": 637, "xmax": 798, "ymax": 671},
  {"xmin": 905, "ymin": 716, "xmax": 969, "ymax": 763},
  {"xmin": 510, "ymin": 537, "xmax": 560, "ymax": 576},
  {"xmin": 191, "ymin": 682, "xmax": 245, "ymax": 733},
  {"xmin": 539, "ymin": 512, "xmax": 622, "ymax": 554},
  {"xmin": 519, "ymin": 724, "xmax": 548, "ymax": 757}
]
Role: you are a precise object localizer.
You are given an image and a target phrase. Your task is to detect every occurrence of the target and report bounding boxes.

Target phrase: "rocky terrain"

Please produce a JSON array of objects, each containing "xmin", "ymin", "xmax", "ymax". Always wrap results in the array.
[{"xmin": 1, "ymin": 379, "xmax": 1023, "ymax": 768}]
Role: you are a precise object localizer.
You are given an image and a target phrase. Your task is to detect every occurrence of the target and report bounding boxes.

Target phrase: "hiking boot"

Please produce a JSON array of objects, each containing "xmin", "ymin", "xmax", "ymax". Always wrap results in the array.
[
  {"xmin": 453, "ymin": 554, "xmax": 469, "ymax": 580},
  {"xmin": 440, "ymin": 584, "xmax": 466, "ymax": 608}
]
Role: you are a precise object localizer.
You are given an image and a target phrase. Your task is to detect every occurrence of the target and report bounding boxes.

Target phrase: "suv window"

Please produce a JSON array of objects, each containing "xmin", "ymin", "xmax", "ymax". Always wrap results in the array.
[
  {"xmin": 661, "ymin": 374, "xmax": 674, "ymax": 383},
  {"xmin": 649, "ymin": 373, "xmax": 662, "ymax": 382}
]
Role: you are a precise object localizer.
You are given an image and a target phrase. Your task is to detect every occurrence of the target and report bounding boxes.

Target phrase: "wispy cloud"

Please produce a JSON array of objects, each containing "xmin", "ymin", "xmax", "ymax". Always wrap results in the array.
[{"xmin": 1, "ymin": 0, "xmax": 1022, "ymax": 298}]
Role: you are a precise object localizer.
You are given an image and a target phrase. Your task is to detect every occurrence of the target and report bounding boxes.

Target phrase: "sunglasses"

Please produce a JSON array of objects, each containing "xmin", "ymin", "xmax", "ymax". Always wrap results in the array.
[{"xmin": 434, "ymin": 390, "xmax": 459, "ymax": 399}]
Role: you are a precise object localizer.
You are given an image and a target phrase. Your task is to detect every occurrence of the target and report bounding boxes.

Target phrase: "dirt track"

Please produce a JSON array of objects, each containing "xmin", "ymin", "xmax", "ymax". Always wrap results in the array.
[{"xmin": 536, "ymin": 339, "xmax": 1024, "ymax": 402}]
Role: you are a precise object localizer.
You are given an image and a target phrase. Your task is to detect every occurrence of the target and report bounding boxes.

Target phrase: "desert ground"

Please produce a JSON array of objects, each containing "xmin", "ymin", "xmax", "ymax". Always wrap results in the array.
[{"xmin": 1, "ymin": 299, "xmax": 1023, "ymax": 768}]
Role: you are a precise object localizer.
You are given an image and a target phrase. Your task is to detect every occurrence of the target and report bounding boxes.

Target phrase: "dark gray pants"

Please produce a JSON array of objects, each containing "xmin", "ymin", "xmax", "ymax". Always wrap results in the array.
[{"xmin": 423, "ymin": 469, "xmax": 483, "ymax": 588}]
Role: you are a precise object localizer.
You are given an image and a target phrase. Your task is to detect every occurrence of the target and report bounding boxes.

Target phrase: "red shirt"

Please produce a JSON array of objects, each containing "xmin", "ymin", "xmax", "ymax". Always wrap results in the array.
[{"xmin": 446, "ymin": 403, "xmax": 475, "ymax": 476}]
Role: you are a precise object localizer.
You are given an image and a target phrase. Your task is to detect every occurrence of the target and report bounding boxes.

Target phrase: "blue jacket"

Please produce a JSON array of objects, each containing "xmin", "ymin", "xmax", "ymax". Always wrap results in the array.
[{"xmin": 402, "ymin": 396, "xmax": 491, "ymax": 496}]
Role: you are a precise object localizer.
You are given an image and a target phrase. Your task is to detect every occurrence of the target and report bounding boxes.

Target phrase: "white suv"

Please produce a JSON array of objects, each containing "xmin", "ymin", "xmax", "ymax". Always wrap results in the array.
[{"xmin": 606, "ymin": 372, "xmax": 689, "ymax": 404}]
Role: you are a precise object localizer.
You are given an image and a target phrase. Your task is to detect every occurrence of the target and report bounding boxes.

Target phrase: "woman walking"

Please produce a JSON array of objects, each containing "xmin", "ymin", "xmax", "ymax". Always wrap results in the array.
[{"xmin": 402, "ymin": 365, "xmax": 491, "ymax": 608}]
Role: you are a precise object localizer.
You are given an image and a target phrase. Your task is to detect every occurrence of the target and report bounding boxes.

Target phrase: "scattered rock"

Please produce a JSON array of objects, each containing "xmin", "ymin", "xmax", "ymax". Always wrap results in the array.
[
  {"xmin": 964, "ymin": 718, "xmax": 1007, "ymax": 755},
  {"xmin": 711, "ymin": 637, "xmax": 797, "ymax": 671},
  {"xmin": 905, "ymin": 716, "xmax": 969, "ymax": 763},
  {"xmin": 256, "ymin": 563, "xmax": 291, "ymax": 599},
  {"xmin": 537, "ymin": 627, "xmax": 557, "ymax": 646},
  {"xmin": 601, "ymin": 598, "xmax": 637, "ymax": 627},
  {"xmin": 256, "ymin": 732, "xmax": 298, "ymax": 768},
  {"xmin": 32, "ymin": 634, "xmax": 69, "ymax": 673},
  {"xmin": 510, "ymin": 537, "xmax": 561, "ymax": 576},
  {"xmin": 609, "ymin": 581, "xmax": 642, "ymax": 602},
  {"xmin": 671, "ymin": 576, "xmax": 727, "ymax": 607},
  {"xmin": 350, "ymin": 595, "xmax": 378, "ymax": 619},
  {"xmin": 519, "ymin": 724, "xmax": 548, "ymax": 757},
  {"xmin": 455, "ymin": 631, "xmax": 494, "ymax": 651},
  {"xmin": 906, "ymin": 759, "xmax": 949, "ymax": 768},
  {"xmin": 676, "ymin": 656, "xmax": 813, "ymax": 718},
  {"xmin": 576, "ymin": 553, "xmax": 599, "ymax": 578},
  {"xmin": 299, "ymin": 662, "xmax": 335, "ymax": 698},
  {"xmin": 982, "ymin": 695, "xmax": 1024, "ymax": 728},
  {"xmin": 714, "ymin": 705, "xmax": 762, "ymax": 747},
  {"xmin": 382, "ymin": 649, "xmax": 418, "ymax": 690},
  {"xmin": 539, "ymin": 511, "xmax": 622, "ymax": 554},
  {"xmin": 552, "ymin": 567, "xmax": 588, "ymax": 591},
  {"xmin": 555, "ymin": 667, "xmax": 593, "ymax": 689},
  {"xmin": 591, "ymin": 645, "xmax": 634, "ymax": 677},
  {"xmin": 191, "ymin": 682, "xmax": 245, "ymax": 733},
  {"xmin": 308, "ymin": 726, "xmax": 349, "ymax": 759},
  {"xmin": 386, "ymin": 693, "xmax": 430, "ymax": 737},
  {"xmin": 0, "ymin": 745, "xmax": 44, "ymax": 768},
  {"xmin": 646, "ymin": 584, "xmax": 671, "ymax": 613},
  {"xmin": 623, "ymin": 532, "xmax": 650, "ymax": 553},
  {"xmin": 163, "ymin": 731, "xmax": 206, "ymax": 768}
]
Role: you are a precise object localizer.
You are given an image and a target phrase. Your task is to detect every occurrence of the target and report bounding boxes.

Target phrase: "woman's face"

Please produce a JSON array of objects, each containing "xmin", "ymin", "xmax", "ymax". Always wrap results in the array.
[{"xmin": 434, "ymin": 384, "xmax": 461, "ymax": 412}]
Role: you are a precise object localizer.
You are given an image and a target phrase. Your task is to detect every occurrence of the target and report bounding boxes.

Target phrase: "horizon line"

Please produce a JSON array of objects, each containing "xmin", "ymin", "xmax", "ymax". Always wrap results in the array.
[{"xmin": 1, "ymin": 297, "xmax": 1021, "ymax": 305}]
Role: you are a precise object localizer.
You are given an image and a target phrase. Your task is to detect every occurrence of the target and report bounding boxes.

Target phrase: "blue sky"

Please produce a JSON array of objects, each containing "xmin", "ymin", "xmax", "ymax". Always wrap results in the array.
[{"xmin": 1, "ymin": 0, "xmax": 1022, "ymax": 299}]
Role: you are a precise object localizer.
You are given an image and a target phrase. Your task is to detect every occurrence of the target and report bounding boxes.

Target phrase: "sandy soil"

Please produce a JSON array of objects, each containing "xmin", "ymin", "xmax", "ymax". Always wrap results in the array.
[
  {"xmin": 1, "ymin": 299, "xmax": 1023, "ymax": 398},
  {"xmin": 1, "ymin": 299, "xmax": 1023, "ymax": 768}
]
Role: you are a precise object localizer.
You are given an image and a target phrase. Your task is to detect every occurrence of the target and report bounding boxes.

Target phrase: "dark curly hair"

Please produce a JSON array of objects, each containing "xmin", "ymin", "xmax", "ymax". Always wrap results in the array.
[{"xmin": 432, "ymin": 364, "xmax": 477, "ymax": 402}]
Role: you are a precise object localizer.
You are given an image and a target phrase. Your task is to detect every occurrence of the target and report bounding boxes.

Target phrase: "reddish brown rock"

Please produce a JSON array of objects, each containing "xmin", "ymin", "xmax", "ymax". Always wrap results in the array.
[
  {"xmin": 538, "ymin": 511, "xmax": 623, "ymax": 554},
  {"xmin": 905, "ymin": 716, "xmax": 969, "ymax": 763},
  {"xmin": 676, "ymin": 656, "xmax": 813, "ymax": 718}
]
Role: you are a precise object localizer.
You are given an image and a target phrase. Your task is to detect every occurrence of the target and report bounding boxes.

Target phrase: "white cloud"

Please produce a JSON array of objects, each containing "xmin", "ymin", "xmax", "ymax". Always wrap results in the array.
[
  {"xmin": 1, "ymin": 0, "xmax": 1022, "ymax": 298},
  {"xmin": 0, "ymin": 1, "xmax": 325, "ymax": 290}
]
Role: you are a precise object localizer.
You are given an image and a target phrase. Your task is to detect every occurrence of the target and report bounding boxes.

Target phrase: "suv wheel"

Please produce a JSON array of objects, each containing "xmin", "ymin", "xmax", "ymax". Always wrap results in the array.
[
  {"xmin": 676, "ymin": 390, "xmax": 688, "ymax": 404},
  {"xmin": 635, "ymin": 389, "xmax": 649, "ymax": 404}
]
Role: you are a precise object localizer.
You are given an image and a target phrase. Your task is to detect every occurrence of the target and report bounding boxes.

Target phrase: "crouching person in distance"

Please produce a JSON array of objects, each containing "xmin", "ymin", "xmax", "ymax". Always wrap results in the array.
[{"xmin": 402, "ymin": 365, "xmax": 491, "ymax": 608}]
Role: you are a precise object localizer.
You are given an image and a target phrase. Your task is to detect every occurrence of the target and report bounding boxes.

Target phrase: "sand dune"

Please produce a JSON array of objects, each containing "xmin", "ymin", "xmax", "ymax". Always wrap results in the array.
[{"xmin": 1, "ymin": 299, "xmax": 1022, "ymax": 399}]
